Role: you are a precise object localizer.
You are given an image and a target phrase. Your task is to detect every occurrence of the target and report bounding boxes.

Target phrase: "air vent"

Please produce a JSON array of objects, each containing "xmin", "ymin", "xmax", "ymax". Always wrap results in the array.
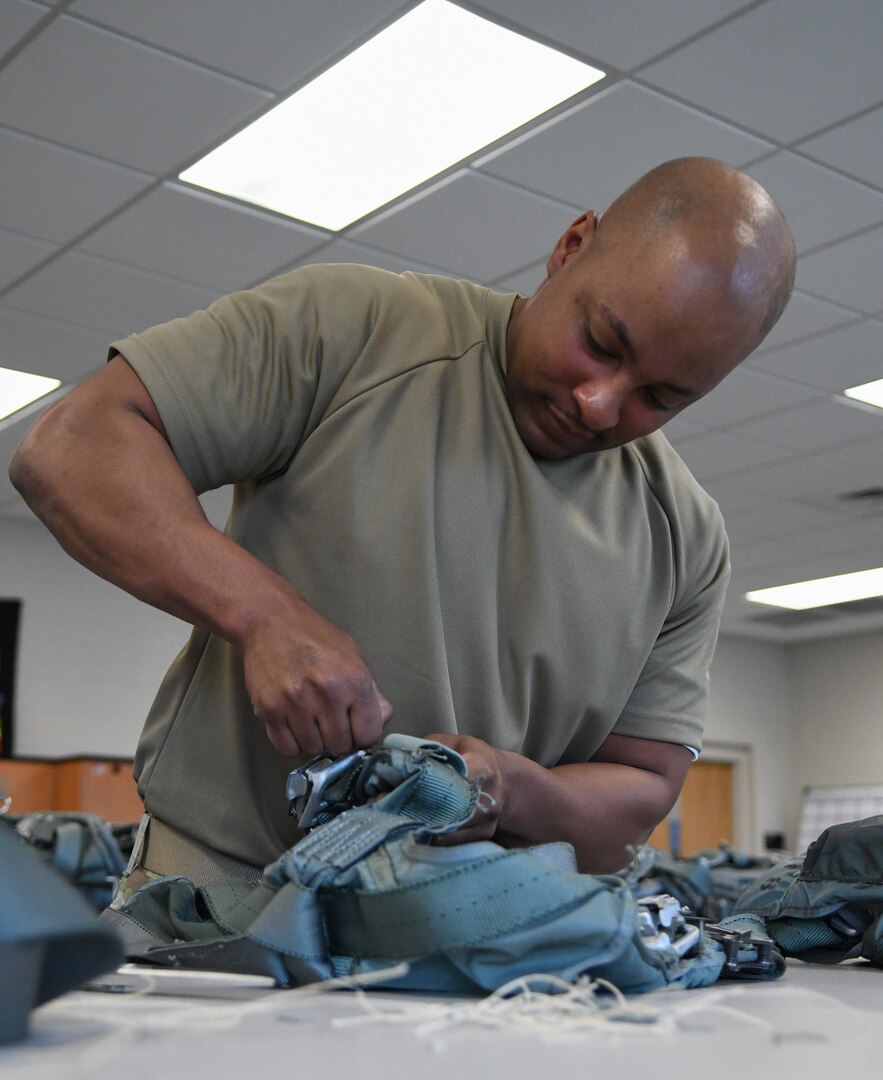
[{"xmin": 840, "ymin": 486, "xmax": 883, "ymax": 503}]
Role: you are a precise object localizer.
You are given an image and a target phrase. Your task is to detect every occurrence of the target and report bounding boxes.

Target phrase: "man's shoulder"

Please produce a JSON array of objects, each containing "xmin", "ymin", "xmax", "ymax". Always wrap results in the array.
[
  {"xmin": 277, "ymin": 262, "xmax": 494, "ymax": 319},
  {"xmin": 624, "ymin": 430, "xmax": 725, "ymax": 532}
]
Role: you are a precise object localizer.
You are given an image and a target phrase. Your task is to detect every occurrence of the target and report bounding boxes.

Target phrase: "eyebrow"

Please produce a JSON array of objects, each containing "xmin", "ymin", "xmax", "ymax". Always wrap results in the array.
[{"xmin": 598, "ymin": 302, "xmax": 698, "ymax": 400}]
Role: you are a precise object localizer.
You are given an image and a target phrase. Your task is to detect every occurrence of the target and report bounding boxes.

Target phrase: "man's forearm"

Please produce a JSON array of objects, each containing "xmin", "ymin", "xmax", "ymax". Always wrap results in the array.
[
  {"xmin": 492, "ymin": 752, "xmax": 679, "ymax": 873},
  {"xmin": 429, "ymin": 732, "xmax": 690, "ymax": 874}
]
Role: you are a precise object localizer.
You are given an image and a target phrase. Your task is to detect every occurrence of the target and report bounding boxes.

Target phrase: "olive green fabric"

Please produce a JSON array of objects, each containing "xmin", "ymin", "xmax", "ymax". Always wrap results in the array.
[
  {"xmin": 111, "ymin": 264, "xmax": 729, "ymax": 868},
  {"xmin": 735, "ymin": 816, "xmax": 883, "ymax": 965}
]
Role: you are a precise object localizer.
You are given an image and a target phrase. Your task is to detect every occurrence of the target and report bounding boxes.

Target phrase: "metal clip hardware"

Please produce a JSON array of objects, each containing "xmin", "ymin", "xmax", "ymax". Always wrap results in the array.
[
  {"xmin": 286, "ymin": 749, "xmax": 367, "ymax": 830},
  {"xmin": 685, "ymin": 917, "xmax": 777, "ymax": 978},
  {"xmin": 637, "ymin": 894, "xmax": 700, "ymax": 958}
]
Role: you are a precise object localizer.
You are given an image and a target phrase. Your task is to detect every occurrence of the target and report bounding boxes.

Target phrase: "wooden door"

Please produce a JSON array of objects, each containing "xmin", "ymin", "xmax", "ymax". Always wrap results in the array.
[{"xmin": 647, "ymin": 759, "xmax": 734, "ymax": 856}]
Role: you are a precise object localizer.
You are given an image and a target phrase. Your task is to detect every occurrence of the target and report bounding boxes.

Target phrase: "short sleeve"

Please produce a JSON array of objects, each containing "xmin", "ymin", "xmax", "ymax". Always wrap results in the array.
[
  {"xmin": 108, "ymin": 264, "xmax": 389, "ymax": 492},
  {"xmin": 612, "ymin": 505, "xmax": 730, "ymax": 752}
]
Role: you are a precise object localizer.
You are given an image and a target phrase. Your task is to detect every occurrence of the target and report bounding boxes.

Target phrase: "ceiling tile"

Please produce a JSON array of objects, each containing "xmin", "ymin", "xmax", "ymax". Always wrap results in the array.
[
  {"xmin": 2, "ymin": 251, "xmax": 220, "ymax": 338},
  {"xmin": 725, "ymin": 453, "xmax": 878, "ymax": 503},
  {"xmin": 701, "ymin": 478, "xmax": 777, "ymax": 516},
  {"xmin": 825, "ymin": 433, "xmax": 883, "ymax": 474},
  {"xmin": 725, "ymin": 500, "xmax": 844, "ymax": 544},
  {"xmin": 658, "ymin": 414, "xmax": 712, "ymax": 444},
  {"xmin": 748, "ymin": 319, "xmax": 883, "ymax": 394},
  {"xmin": 79, "ymin": 183, "xmax": 329, "ymax": 292},
  {"xmin": 491, "ymin": 257, "xmax": 547, "ymax": 296},
  {"xmin": 797, "ymin": 225, "xmax": 883, "ymax": 313},
  {"xmin": 0, "ymin": 228, "xmax": 56, "ymax": 290},
  {"xmin": 802, "ymin": 514, "xmax": 883, "ymax": 556},
  {"xmin": 285, "ymin": 238, "xmax": 453, "ymax": 277},
  {"xmin": 70, "ymin": 0, "xmax": 409, "ymax": 91},
  {"xmin": 0, "ymin": 306, "xmax": 112, "ymax": 383},
  {"xmin": 672, "ymin": 430, "xmax": 795, "ymax": 481},
  {"xmin": 641, "ymin": 0, "xmax": 883, "ymax": 142},
  {"xmin": 0, "ymin": 0, "xmax": 48, "ymax": 53},
  {"xmin": 473, "ymin": 0, "xmax": 751, "ymax": 71},
  {"xmin": 351, "ymin": 171, "xmax": 575, "ymax": 282},
  {"xmin": 0, "ymin": 16, "xmax": 271, "ymax": 173},
  {"xmin": 680, "ymin": 365, "xmax": 821, "ymax": 429},
  {"xmin": 475, "ymin": 82, "xmax": 772, "ymax": 212},
  {"xmin": 729, "ymin": 397, "xmax": 883, "ymax": 453},
  {"xmin": 746, "ymin": 152, "xmax": 883, "ymax": 254},
  {"xmin": 754, "ymin": 291, "xmax": 857, "ymax": 353},
  {"xmin": 797, "ymin": 104, "xmax": 883, "ymax": 190},
  {"xmin": 0, "ymin": 127, "xmax": 151, "ymax": 244}
]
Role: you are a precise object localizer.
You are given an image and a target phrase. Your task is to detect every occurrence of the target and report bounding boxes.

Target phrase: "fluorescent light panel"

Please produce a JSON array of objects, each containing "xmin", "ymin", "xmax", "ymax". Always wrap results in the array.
[
  {"xmin": 746, "ymin": 567, "xmax": 883, "ymax": 610},
  {"xmin": 844, "ymin": 378, "xmax": 883, "ymax": 410},
  {"xmin": 179, "ymin": 0, "xmax": 604, "ymax": 231},
  {"xmin": 0, "ymin": 366, "xmax": 60, "ymax": 421}
]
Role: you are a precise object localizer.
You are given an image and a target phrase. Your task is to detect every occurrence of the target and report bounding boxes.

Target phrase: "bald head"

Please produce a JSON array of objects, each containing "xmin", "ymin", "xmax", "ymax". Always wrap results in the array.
[{"xmin": 595, "ymin": 157, "xmax": 796, "ymax": 349}]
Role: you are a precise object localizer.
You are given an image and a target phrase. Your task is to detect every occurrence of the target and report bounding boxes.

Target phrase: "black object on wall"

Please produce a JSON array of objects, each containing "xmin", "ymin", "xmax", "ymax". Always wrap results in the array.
[{"xmin": 0, "ymin": 599, "xmax": 21, "ymax": 757}]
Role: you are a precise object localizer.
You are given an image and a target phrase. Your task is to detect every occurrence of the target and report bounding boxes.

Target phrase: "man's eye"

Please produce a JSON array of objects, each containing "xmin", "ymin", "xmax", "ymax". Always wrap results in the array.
[
  {"xmin": 645, "ymin": 389, "xmax": 675, "ymax": 413},
  {"xmin": 586, "ymin": 330, "xmax": 615, "ymax": 359}
]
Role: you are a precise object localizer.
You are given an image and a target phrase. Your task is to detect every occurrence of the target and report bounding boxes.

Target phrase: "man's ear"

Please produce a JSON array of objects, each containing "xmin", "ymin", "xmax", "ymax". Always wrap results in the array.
[{"xmin": 546, "ymin": 210, "xmax": 598, "ymax": 276}]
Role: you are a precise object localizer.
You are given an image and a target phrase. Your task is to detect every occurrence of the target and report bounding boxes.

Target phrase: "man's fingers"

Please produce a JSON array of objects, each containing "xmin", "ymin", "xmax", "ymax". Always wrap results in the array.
[{"xmin": 346, "ymin": 680, "xmax": 391, "ymax": 748}]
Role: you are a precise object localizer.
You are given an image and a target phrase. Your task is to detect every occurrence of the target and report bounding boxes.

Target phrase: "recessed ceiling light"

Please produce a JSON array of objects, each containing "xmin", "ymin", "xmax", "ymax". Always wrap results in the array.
[
  {"xmin": 0, "ymin": 366, "xmax": 61, "ymax": 422},
  {"xmin": 746, "ymin": 567, "xmax": 883, "ymax": 610},
  {"xmin": 179, "ymin": 0, "xmax": 604, "ymax": 231},
  {"xmin": 844, "ymin": 378, "xmax": 883, "ymax": 410}
]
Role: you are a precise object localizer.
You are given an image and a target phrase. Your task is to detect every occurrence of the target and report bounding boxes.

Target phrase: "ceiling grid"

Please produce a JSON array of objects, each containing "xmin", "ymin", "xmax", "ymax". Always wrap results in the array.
[{"xmin": 0, "ymin": 0, "xmax": 881, "ymax": 642}]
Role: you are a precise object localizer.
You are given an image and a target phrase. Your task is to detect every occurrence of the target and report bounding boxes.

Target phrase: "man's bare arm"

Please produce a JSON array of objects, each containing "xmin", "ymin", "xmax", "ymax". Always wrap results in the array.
[
  {"xmin": 427, "ymin": 731, "xmax": 691, "ymax": 873},
  {"xmin": 9, "ymin": 356, "xmax": 392, "ymax": 756}
]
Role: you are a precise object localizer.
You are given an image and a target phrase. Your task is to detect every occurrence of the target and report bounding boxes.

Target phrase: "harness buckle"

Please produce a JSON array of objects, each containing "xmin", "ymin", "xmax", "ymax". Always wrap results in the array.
[
  {"xmin": 286, "ymin": 749, "xmax": 367, "ymax": 830},
  {"xmin": 637, "ymin": 894, "xmax": 700, "ymax": 957}
]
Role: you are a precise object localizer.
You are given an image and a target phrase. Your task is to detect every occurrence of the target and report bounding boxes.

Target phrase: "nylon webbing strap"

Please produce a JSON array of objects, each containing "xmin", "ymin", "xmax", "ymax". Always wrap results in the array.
[
  {"xmin": 276, "ymin": 808, "xmax": 422, "ymax": 888},
  {"xmin": 328, "ymin": 850, "xmax": 616, "ymax": 958}
]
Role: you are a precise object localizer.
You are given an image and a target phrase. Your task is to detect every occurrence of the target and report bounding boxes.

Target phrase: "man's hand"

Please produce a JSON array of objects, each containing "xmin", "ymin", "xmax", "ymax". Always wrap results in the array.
[
  {"xmin": 419, "ymin": 731, "xmax": 691, "ymax": 872},
  {"xmin": 243, "ymin": 600, "xmax": 393, "ymax": 758},
  {"xmin": 425, "ymin": 733, "xmax": 506, "ymax": 844}
]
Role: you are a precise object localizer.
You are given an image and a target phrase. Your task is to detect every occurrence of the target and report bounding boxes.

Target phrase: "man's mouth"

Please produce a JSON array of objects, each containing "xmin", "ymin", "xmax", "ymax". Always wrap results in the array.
[{"xmin": 546, "ymin": 400, "xmax": 592, "ymax": 445}]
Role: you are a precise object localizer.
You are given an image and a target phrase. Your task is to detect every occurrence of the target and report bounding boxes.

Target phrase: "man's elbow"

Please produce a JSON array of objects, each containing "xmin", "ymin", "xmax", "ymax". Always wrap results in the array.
[
  {"xmin": 9, "ymin": 431, "xmax": 41, "ymax": 503},
  {"xmin": 9, "ymin": 408, "xmax": 67, "ymax": 518}
]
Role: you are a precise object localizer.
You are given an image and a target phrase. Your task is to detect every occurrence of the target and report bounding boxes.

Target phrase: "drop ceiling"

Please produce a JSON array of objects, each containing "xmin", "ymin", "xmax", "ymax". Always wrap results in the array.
[{"xmin": 1, "ymin": 0, "xmax": 882, "ymax": 644}]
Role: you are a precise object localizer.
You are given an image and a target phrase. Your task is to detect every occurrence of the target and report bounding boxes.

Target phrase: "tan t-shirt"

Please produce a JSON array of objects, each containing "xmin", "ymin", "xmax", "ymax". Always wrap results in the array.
[{"xmin": 112, "ymin": 264, "xmax": 729, "ymax": 867}]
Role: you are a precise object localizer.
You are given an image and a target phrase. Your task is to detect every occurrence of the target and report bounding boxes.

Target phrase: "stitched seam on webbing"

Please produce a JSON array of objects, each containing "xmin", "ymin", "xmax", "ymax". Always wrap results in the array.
[{"xmin": 799, "ymin": 872, "xmax": 883, "ymax": 885}]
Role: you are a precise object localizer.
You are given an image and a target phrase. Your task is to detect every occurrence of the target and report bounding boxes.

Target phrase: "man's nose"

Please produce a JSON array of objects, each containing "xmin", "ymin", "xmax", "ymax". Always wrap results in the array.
[{"xmin": 572, "ymin": 380, "xmax": 623, "ymax": 430}]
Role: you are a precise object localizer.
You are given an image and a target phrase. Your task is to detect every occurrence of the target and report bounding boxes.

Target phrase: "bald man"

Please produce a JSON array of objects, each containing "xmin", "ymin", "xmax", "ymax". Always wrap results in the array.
[{"xmin": 10, "ymin": 157, "xmax": 795, "ymax": 878}]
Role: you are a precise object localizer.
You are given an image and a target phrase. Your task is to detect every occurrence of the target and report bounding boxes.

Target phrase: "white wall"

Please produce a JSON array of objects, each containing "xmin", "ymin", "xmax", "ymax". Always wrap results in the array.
[
  {"xmin": 3, "ymin": 515, "xmax": 189, "ymax": 758},
  {"xmin": 705, "ymin": 635, "xmax": 797, "ymax": 851},
  {"xmin": 787, "ymin": 630, "xmax": 883, "ymax": 788}
]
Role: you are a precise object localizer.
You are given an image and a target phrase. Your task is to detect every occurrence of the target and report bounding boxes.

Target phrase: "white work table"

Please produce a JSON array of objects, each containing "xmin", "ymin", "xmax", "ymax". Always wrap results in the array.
[{"xmin": 2, "ymin": 959, "xmax": 880, "ymax": 1080}]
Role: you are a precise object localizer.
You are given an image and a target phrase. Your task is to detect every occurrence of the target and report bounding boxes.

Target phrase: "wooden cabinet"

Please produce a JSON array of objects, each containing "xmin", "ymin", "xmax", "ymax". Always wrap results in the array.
[{"xmin": 0, "ymin": 758, "xmax": 143, "ymax": 822}]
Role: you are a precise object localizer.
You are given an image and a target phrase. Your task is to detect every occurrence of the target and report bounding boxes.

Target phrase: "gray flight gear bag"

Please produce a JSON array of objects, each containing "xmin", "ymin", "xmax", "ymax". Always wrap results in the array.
[
  {"xmin": 102, "ymin": 735, "xmax": 773, "ymax": 994},
  {"xmin": 735, "ymin": 814, "xmax": 883, "ymax": 965},
  {"xmin": 0, "ymin": 823, "xmax": 124, "ymax": 1045}
]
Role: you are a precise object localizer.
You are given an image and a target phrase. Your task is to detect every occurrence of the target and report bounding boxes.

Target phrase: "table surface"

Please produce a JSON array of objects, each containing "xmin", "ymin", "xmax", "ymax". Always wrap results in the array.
[{"xmin": 2, "ymin": 959, "xmax": 881, "ymax": 1080}]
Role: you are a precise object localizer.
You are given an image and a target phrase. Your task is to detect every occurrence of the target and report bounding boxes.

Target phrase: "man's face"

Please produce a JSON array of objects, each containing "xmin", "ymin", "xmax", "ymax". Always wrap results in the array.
[{"xmin": 505, "ymin": 215, "xmax": 760, "ymax": 459}]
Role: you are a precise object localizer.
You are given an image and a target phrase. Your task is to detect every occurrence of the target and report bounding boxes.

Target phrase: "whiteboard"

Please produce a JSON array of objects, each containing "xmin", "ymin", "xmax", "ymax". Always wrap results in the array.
[{"xmin": 796, "ymin": 783, "xmax": 883, "ymax": 853}]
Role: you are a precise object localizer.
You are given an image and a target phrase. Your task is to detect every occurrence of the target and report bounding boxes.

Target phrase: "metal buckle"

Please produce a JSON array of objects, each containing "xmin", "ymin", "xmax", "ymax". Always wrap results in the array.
[
  {"xmin": 637, "ymin": 894, "xmax": 701, "ymax": 957},
  {"xmin": 286, "ymin": 749, "xmax": 367, "ymax": 830},
  {"xmin": 685, "ymin": 917, "xmax": 777, "ymax": 977}
]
